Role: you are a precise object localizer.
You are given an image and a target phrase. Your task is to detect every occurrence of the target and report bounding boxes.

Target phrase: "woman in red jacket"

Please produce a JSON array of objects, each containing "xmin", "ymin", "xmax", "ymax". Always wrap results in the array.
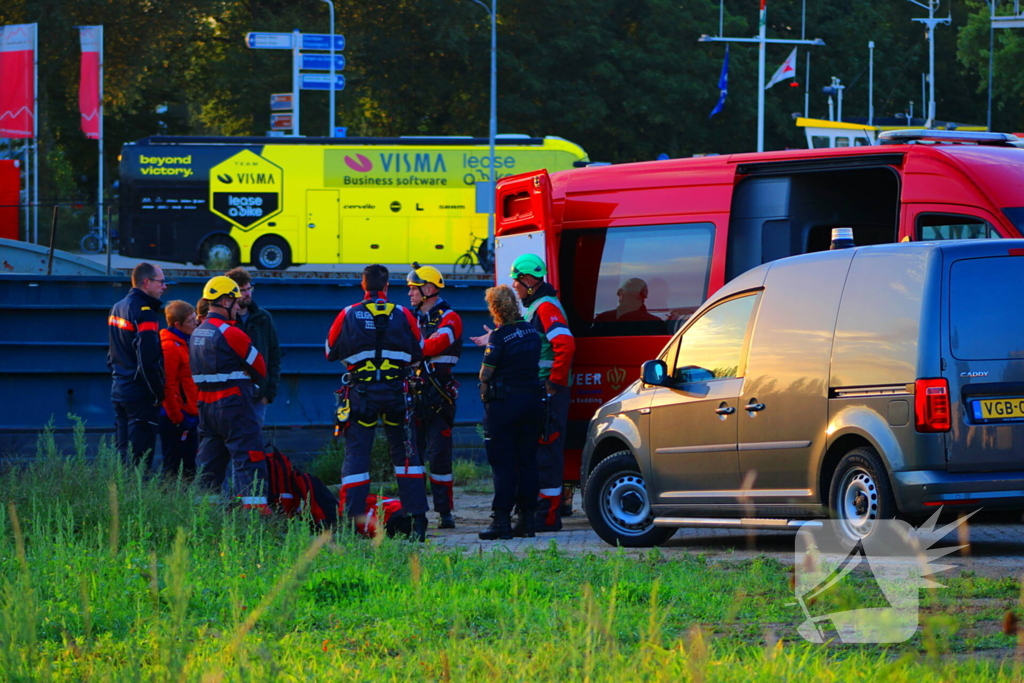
[{"xmin": 160, "ymin": 300, "xmax": 199, "ymax": 478}]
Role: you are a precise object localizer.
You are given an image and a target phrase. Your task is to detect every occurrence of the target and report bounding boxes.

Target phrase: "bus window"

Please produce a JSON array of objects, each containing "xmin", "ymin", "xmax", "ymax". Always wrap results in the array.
[
  {"xmin": 558, "ymin": 223, "xmax": 715, "ymax": 337},
  {"xmin": 917, "ymin": 213, "xmax": 1000, "ymax": 241}
]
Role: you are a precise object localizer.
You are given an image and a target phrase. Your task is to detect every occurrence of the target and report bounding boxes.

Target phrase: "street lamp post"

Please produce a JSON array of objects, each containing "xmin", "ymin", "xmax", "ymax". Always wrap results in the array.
[
  {"xmin": 323, "ymin": 0, "xmax": 336, "ymax": 137},
  {"xmin": 470, "ymin": 0, "xmax": 497, "ymax": 250}
]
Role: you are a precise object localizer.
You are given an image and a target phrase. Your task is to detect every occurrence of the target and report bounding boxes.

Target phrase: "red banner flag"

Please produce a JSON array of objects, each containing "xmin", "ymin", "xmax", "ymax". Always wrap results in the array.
[
  {"xmin": 0, "ymin": 23, "xmax": 36, "ymax": 139},
  {"xmin": 79, "ymin": 26, "xmax": 102, "ymax": 140}
]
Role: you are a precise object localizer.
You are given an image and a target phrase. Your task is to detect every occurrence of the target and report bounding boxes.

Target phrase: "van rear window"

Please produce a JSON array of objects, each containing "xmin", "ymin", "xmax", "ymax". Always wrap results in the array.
[
  {"xmin": 950, "ymin": 256, "xmax": 1024, "ymax": 360},
  {"xmin": 558, "ymin": 223, "xmax": 714, "ymax": 337}
]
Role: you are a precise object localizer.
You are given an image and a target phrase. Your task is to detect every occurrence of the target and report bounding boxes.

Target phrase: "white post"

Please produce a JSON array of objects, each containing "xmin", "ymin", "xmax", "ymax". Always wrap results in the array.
[
  {"xmin": 292, "ymin": 29, "xmax": 301, "ymax": 137},
  {"xmin": 756, "ymin": 1, "xmax": 767, "ymax": 153},
  {"xmin": 927, "ymin": 8, "xmax": 936, "ymax": 126},
  {"xmin": 804, "ymin": 51, "xmax": 810, "ymax": 118},
  {"xmin": 324, "ymin": 0, "xmax": 335, "ymax": 136},
  {"xmin": 488, "ymin": 0, "xmax": 497, "ymax": 247},
  {"xmin": 868, "ymin": 41, "xmax": 875, "ymax": 126},
  {"xmin": 98, "ymin": 26, "xmax": 105, "ymax": 257}
]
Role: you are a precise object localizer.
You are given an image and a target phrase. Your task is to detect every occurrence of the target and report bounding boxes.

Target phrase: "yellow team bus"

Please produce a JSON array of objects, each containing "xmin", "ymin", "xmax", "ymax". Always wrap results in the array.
[{"xmin": 118, "ymin": 135, "xmax": 589, "ymax": 270}]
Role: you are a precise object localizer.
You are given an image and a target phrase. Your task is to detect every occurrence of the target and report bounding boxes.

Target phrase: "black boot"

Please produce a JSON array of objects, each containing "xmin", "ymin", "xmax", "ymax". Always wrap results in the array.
[
  {"xmin": 412, "ymin": 513, "xmax": 428, "ymax": 542},
  {"xmin": 438, "ymin": 512, "xmax": 456, "ymax": 529},
  {"xmin": 512, "ymin": 500, "xmax": 536, "ymax": 537},
  {"xmin": 478, "ymin": 511, "xmax": 513, "ymax": 540}
]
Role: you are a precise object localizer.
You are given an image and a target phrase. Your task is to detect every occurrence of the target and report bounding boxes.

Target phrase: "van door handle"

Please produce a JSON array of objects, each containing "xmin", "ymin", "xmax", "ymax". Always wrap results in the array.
[
  {"xmin": 715, "ymin": 405, "xmax": 735, "ymax": 415},
  {"xmin": 745, "ymin": 401, "xmax": 766, "ymax": 412}
]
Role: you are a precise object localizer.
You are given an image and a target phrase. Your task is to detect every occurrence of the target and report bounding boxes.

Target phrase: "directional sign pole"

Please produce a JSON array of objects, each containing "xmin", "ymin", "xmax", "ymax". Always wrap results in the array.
[
  {"xmin": 292, "ymin": 28, "xmax": 301, "ymax": 136},
  {"xmin": 324, "ymin": 0, "xmax": 336, "ymax": 137}
]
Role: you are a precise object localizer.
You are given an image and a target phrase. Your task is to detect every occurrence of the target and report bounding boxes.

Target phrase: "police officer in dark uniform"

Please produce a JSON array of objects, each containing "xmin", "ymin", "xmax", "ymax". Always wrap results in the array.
[
  {"xmin": 326, "ymin": 264, "xmax": 430, "ymax": 541},
  {"xmin": 190, "ymin": 276, "xmax": 270, "ymax": 510},
  {"xmin": 478, "ymin": 284, "xmax": 543, "ymax": 540},
  {"xmin": 107, "ymin": 262, "xmax": 167, "ymax": 469},
  {"xmin": 407, "ymin": 263, "xmax": 462, "ymax": 529}
]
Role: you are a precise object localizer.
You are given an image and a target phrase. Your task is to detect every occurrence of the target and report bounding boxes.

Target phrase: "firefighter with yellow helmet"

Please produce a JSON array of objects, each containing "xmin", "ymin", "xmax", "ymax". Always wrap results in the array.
[
  {"xmin": 407, "ymin": 263, "xmax": 463, "ymax": 529},
  {"xmin": 190, "ymin": 275, "xmax": 270, "ymax": 510}
]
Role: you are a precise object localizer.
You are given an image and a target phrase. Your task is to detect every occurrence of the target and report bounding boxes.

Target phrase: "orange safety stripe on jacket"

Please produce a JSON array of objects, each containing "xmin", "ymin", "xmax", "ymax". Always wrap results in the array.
[{"xmin": 533, "ymin": 300, "xmax": 576, "ymax": 387}]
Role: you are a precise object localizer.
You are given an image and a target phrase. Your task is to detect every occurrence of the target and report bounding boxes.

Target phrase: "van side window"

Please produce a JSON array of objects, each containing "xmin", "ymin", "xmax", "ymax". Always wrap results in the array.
[
  {"xmin": 558, "ymin": 223, "xmax": 715, "ymax": 338},
  {"xmin": 669, "ymin": 293, "xmax": 760, "ymax": 384},
  {"xmin": 917, "ymin": 213, "xmax": 1000, "ymax": 241}
]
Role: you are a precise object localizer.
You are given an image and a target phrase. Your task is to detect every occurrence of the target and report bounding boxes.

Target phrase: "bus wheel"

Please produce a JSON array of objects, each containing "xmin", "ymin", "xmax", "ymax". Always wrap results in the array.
[
  {"xmin": 252, "ymin": 236, "xmax": 291, "ymax": 271},
  {"xmin": 201, "ymin": 235, "xmax": 239, "ymax": 270}
]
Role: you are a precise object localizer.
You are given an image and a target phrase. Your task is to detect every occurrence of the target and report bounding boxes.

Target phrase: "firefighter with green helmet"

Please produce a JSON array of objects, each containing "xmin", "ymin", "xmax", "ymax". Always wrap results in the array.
[
  {"xmin": 407, "ymin": 262, "xmax": 462, "ymax": 529},
  {"xmin": 488, "ymin": 252, "xmax": 576, "ymax": 532}
]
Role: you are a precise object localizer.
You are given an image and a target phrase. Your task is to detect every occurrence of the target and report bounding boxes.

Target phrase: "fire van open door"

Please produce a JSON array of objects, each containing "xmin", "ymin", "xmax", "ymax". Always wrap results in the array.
[{"xmin": 494, "ymin": 170, "xmax": 553, "ymax": 291}]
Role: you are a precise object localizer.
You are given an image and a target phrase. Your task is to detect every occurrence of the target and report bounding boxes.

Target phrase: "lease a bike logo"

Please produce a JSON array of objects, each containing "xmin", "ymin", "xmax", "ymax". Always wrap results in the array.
[{"xmin": 209, "ymin": 150, "xmax": 283, "ymax": 230}]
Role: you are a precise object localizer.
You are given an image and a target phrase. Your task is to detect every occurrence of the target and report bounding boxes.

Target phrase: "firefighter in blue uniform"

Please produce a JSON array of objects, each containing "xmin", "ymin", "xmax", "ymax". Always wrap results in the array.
[
  {"xmin": 407, "ymin": 263, "xmax": 462, "ymax": 529},
  {"xmin": 190, "ymin": 276, "xmax": 270, "ymax": 510},
  {"xmin": 107, "ymin": 262, "xmax": 167, "ymax": 469},
  {"xmin": 326, "ymin": 264, "xmax": 430, "ymax": 541},
  {"xmin": 477, "ymin": 284, "xmax": 543, "ymax": 540}
]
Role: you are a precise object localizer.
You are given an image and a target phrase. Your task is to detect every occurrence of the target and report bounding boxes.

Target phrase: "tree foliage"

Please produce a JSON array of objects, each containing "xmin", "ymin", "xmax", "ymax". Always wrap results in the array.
[{"xmin": 0, "ymin": 0, "xmax": 1007, "ymax": 204}]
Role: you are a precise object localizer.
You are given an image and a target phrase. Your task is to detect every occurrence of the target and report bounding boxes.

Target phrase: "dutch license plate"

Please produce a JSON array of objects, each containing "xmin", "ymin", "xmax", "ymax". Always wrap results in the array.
[{"xmin": 974, "ymin": 397, "xmax": 1024, "ymax": 421}]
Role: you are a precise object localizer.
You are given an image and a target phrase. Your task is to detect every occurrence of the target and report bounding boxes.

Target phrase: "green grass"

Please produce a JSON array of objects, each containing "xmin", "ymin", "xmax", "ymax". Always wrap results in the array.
[{"xmin": 2, "ymin": 421, "xmax": 1023, "ymax": 681}]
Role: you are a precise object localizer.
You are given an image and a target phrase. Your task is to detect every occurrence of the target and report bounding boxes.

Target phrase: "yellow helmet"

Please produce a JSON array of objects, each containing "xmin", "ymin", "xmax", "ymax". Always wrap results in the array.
[
  {"xmin": 202, "ymin": 276, "xmax": 241, "ymax": 301},
  {"xmin": 406, "ymin": 262, "xmax": 445, "ymax": 289}
]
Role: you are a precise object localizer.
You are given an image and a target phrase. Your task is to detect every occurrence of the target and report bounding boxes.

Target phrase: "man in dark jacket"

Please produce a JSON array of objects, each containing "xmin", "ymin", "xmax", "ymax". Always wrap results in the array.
[
  {"xmin": 225, "ymin": 267, "xmax": 281, "ymax": 428},
  {"xmin": 326, "ymin": 264, "xmax": 430, "ymax": 541},
  {"xmin": 107, "ymin": 262, "xmax": 167, "ymax": 469}
]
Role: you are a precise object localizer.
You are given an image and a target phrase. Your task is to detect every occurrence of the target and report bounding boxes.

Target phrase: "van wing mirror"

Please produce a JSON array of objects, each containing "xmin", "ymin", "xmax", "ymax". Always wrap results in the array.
[{"xmin": 641, "ymin": 360, "xmax": 669, "ymax": 386}]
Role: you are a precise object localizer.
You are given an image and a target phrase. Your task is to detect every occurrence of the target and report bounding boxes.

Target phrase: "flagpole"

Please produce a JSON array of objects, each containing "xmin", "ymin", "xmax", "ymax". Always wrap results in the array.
[
  {"xmin": 98, "ymin": 25, "xmax": 105, "ymax": 269},
  {"xmin": 699, "ymin": 5, "xmax": 824, "ymax": 153},
  {"xmin": 32, "ymin": 23, "xmax": 38, "ymax": 244},
  {"xmin": 757, "ymin": 1, "xmax": 766, "ymax": 152}
]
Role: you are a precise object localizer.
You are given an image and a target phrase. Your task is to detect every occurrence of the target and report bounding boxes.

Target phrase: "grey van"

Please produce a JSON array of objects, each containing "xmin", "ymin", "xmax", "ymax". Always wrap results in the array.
[{"xmin": 581, "ymin": 240, "xmax": 1024, "ymax": 547}]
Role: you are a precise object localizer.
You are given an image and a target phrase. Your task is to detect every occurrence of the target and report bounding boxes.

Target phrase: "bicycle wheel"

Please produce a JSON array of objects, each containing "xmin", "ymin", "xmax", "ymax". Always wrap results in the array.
[
  {"xmin": 80, "ymin": 233, "xmax": 101, "ymax": 254},
  {"xmin": 454, "ymin": 253, "xmax": 475, "ymax": 274}
]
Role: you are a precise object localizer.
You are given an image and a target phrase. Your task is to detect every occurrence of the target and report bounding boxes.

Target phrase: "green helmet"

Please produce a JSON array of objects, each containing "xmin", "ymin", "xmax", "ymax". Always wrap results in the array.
[{"xmin": 510, "ymin": 253, "xmax": 547, "ymax": 279}]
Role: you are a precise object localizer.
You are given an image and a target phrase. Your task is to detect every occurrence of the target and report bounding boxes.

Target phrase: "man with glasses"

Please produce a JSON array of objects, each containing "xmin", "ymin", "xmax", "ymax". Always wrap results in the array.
[
  {"xmin": 225, "ymin": 267, "xmax": 281, "ymax": 428},
  {"xmin": 107, "ymin": 262, "xmax": 168, "ymax": 469}
]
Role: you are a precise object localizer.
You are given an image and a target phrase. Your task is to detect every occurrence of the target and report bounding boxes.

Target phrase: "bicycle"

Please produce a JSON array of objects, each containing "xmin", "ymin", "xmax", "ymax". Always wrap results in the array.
[{"xmin": 454, "ymin": 233, "xmax": 494, "ymax": 274}]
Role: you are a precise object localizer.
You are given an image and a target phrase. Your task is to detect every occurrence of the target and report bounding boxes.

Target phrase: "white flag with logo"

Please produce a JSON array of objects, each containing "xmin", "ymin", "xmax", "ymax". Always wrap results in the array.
[{"xmin": 765, "ymin": 47, "xmax": 797, "ymax": 90}]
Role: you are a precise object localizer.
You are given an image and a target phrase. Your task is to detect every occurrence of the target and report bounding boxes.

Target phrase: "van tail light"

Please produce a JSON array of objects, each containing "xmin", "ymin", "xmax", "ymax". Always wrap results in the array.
[{"xmin": 915, "ymin": 378, "xmax": 951, "ymax": 433}]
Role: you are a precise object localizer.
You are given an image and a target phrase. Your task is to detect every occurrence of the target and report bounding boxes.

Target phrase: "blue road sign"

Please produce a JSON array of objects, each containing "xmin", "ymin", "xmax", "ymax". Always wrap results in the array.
[
  {"xmin": 300, "ymin": 53, "xmax": 346, "ymax": 71},
  {"xmin": 246, "ymin": 32, "xmax": 293, "ymax": 49},
  {"xmin": 300, "ymin": 74, "xmax": 346, "ymax": 91},
  {"xmin": 300, "ymin": 34, "xmax": 346, "ymax": 51}
]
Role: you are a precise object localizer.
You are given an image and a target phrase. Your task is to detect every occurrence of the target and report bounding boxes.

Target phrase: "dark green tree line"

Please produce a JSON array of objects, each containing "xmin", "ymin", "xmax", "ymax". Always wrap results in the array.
[{"xmin": 0, "ymin": 0, "xmax": 1007, "ymax": 205}]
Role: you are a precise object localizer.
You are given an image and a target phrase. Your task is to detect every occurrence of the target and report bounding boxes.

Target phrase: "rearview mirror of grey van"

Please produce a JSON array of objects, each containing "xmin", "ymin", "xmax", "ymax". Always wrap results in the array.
[{"xmin": 641, "ymin": 360, "xmax": 668, "ymax": 386}]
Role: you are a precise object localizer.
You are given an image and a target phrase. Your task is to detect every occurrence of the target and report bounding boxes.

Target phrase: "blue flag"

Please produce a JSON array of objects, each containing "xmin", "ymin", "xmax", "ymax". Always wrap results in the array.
[{"xmin": 709, "ymin": 46, "xmax": 729, "ymax": 118}]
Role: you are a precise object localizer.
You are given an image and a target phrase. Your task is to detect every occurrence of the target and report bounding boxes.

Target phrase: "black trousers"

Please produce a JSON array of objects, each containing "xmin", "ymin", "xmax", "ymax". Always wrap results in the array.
[
  {"xmin": 159, "ymin": 415, "xmax": 197, "ymax": 478},
  {"xmin": 483, "ymin": 390, "xmax": 543, "ymax": 514},
  {"xmin": 415, "ymin": 385, "xmax": 456, "ymax": 514},
  {"xmin": 113, "ymin": 399, "xmax": 160, "ymax": 470}
]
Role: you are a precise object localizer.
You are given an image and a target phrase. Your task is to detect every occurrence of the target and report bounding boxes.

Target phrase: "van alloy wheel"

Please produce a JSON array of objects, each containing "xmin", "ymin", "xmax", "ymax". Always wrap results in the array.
[
  {"xmin": 583, "ymin": 451, "xmax": 676, "ymax": 547},
  {"xmin": 829, "ymin": 446, "xmax": 896, "ymax": 543}
]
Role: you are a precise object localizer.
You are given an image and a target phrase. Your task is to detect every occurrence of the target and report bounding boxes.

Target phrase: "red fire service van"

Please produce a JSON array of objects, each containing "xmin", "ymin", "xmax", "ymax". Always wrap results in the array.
[{"xmin": 493, "ymin": 130, "xmax": 1024, "ymax": 484}]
